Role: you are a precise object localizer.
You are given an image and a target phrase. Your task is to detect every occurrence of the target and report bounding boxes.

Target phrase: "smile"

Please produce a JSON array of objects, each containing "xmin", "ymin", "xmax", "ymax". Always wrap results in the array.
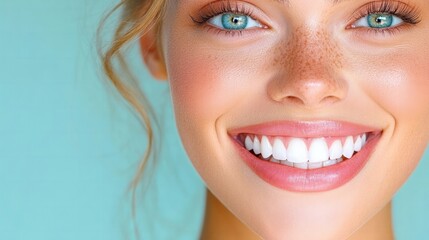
[
  {"xmin": 238, "ymin": 133, "xmax": 368, "ymax": 170},
  {"xmin": 229, "ymin": 121, "xmax": 382, "ymax": 192}
]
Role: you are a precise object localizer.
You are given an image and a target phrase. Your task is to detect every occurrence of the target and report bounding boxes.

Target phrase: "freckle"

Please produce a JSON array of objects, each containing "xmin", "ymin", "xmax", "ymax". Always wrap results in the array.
[{"xmin": 269, "ymin": 27, "xmax": 345, "ymax": 77}]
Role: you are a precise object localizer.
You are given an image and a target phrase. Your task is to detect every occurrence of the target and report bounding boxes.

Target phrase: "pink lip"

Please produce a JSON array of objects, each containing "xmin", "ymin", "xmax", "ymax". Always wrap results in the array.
[
  {"xmin": 229, "ymin": 121, "xmax": 382, "ymax": 192},
  {"xmin": 229, "ymin": 120, "xmax": 378, "ymax": 138}
]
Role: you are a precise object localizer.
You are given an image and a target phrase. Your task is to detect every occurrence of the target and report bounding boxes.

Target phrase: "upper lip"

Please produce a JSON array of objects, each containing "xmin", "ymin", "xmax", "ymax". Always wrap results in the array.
[{"xmin": 228, "ymin": 120, "xmax": 380, "ymax": 138}]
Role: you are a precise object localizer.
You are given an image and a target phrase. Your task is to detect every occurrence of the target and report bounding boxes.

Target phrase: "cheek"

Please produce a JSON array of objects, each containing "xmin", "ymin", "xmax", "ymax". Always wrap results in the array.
[
  {"xmin": 352, "ymin": 48, "xmax": 429, "ymax": 189},
  {"xmin": 168, "ymin": 53, "xmax": 227, "ymax": 118},
  {"xmin": 165, "ymin": 41, "xmax": 269, "ymax": 126},
  {"xmin": 166, "ymin": 51, "xmax": 236, "ymax": 127},
  {"xmin": 352, "ymin": 49, "xmax": 429, "ymax": 121}
]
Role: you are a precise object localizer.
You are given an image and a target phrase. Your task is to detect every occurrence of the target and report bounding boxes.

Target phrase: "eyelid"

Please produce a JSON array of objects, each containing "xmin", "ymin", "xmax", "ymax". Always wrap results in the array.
[
  {"xmin": 347, "ymin": 0, "xmax": 421, "ymax": 27},
  {"xmin": 191, "ymin": 1, "xmax": 272, "ymax": 30}
]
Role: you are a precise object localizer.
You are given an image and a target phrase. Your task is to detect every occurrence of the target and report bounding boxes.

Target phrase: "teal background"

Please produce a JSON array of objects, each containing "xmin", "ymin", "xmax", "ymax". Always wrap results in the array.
[{"xmin": 0, "ymin": 1, "xmax": 427, "ymax": 239}]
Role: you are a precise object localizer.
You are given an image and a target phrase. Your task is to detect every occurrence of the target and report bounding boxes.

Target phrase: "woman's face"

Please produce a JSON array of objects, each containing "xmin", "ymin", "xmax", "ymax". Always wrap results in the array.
[{"xmin": 156, "ymin": 0, "xmax": 429, "ymax": 239}]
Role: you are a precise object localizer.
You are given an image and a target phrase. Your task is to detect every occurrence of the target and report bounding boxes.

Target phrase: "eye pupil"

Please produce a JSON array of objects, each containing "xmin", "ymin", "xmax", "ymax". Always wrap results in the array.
[{"xmin": 222, "ymin": 13, "xmax": 248, "ymax": 30}]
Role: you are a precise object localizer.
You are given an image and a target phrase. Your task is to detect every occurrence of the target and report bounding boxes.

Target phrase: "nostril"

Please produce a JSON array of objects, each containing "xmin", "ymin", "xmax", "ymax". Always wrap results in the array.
[
  {"xmin": 320, "ymin": 95, "xmax": 342, "ymax": 105},
  {"xmin": 285, "ymin": 96, "xmax": 305, "ymax": 105},
  {"xmin": 282, "ymin": 94, "xmax": 341, "ymax": 107},
  {"xmin": 268, "ymin": 76, "xmax": 348, "ymax": 107},
  {"xmin": 267, "ymin": 73, "xmax": 348, "ymax": 108}
]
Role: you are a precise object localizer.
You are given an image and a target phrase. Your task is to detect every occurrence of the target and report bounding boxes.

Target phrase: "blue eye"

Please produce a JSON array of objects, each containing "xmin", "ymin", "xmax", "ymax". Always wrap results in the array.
[
  {"xmin": 353, "ymin": 13, "xmax": 403, "ymax": 29},
  {"xmin": 208, "ymin": 13, "xmax": 262, "ymax": 30}
]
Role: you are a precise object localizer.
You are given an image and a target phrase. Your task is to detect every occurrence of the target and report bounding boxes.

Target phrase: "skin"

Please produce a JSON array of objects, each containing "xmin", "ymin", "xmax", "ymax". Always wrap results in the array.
[{"xmin": 141, "ymin": 0, "xmax": 429, "ymax": 239}]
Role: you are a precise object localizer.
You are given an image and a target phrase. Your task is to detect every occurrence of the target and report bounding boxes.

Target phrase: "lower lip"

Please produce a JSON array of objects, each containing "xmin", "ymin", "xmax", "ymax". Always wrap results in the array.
[{"xmin": 232, "ymin": 133, "xmax": 381, "ymax": 192}]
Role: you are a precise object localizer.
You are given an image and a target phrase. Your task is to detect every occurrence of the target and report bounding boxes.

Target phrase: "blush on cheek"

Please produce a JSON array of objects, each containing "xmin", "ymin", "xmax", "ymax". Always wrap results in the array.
[
  {"xmin": 369, "ymin": 64, "xmax": 429, "ymax": 117},
  {"xmin": 167, "ymin": 52, "xmax": 238, "ymax": 122},
  {"xmin": 166, "ymin": 42, "xmax": 268, "ymax": 126},
  {"xmin": 351, "ymin": 45, "xmax": 429, "ymax": 120}
]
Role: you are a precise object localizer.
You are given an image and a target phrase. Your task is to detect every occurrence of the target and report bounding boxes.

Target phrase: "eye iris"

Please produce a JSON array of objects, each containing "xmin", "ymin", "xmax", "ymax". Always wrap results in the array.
[
  {"xmin": 221, "ymin": 13, "xmax": 248, "ymax": 30},
  {"xmin": 367, "ymin": 13, "xmax": 393, "ymax": 28}
]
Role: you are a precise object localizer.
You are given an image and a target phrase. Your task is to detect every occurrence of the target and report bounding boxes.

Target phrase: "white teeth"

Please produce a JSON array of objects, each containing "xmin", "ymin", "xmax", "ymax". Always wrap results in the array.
[
  {"xmin": 245, "ymin": 136, "xmax": 253, "ymax": 151},
  {"xmin": 329, "ymin": 140, "xmax": 343, "ymax": 160},
  {"xmin": 253, "ymin": 137, "xmax": 261, "ymax": 155},
  {"xmin": 272, "ymin": 138, "xmax": 287, "ymax": 161},
  {"xmin": 343, "ymin": 136, "xmax": 354, "ymax": 158},
  {"xmin": 322, "ymin": 159, "xmax": 338, "ymax": 167},
  {"xmin": 361, "ymin": 133, "xmax": 367, "ymax": 145},
  {"xmin": 354, "ymin": 136, "xmax": 362, "ymax": 152},
  {"xmin": 261, "ymin": 136, "xmax": 272, "ymax": 159},
  {"xmin": 308, "ymin": 162, "xmax": 323, "ymax": 169},
  {"xmin": 243, "ymin": 132, "xmax": 370, "ymax": 169},
  {"xmin": 308, "ymin": 138, "xmax": 329, "ymax": 163},
  {"xmin": 281, "ymin": 160, "xmax": 294, "ymax": 167},
  {"xmin": 294, "ymin": 162, "xmax": 308, "ymax": 169},
  {"xmin": 287, "ymin": 138, "xmax": 308, "ymax": 163}
]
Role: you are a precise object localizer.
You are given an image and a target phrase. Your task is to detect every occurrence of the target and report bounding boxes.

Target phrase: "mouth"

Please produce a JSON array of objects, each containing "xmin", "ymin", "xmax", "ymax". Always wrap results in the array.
[
  {"xmin": 238, "ymin": 133, "xmax": 372, "ymax": 169},
  {"xmin": 229, "ymin": 121, "xmax": 382, "ymax": 192}
]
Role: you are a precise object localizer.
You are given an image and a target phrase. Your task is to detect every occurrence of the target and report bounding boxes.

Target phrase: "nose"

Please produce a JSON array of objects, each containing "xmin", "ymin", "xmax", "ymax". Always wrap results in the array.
[{"xmin": 267, "ymin": 28, "xmax": 347, "ymax": 108}]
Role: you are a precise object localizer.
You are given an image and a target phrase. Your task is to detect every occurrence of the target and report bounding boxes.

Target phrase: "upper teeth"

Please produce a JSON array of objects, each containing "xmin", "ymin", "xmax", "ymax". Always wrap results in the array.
[{"xmin": 243, "ymin": 133, "xmax": 368, "ymax": 166}]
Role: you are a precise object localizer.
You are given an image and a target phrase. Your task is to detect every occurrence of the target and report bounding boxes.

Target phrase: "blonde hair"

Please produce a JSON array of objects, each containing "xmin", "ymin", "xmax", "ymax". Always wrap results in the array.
[{"xmin": 97, "ymin": 0, "xmax": 167, "ymax": 236}]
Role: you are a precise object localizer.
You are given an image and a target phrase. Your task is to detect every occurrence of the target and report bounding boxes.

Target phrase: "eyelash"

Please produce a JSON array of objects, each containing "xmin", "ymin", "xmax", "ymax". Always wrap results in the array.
[
  {"xmin": 349, "ymin": 0, "xmax": 421, "ymax": 36},
  {"xmin": 191, "ymin": 0, "xmax": 421, "ymax": 36}
]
